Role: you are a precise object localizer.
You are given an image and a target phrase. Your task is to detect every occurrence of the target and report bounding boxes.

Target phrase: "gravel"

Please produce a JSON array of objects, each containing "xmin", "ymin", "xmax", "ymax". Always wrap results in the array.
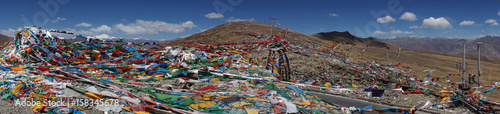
[{"xmin": 0, "ymin": 100, "xmax": 37, "ymax": 114}]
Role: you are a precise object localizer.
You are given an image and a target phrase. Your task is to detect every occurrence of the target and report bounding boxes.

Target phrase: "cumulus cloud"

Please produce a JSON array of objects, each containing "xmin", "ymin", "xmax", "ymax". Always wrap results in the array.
[
  {"xmin": 90, "ymin": 25, "xmax": 112, "ymax": 33},
  {"xmin": 204, "ymin": 12, "xmax": 224, "ymax": 19},
  {"xmin": 377, "ymin": 15, "xmax": 396, "ymax": 23},
  {"xmin": 225, "ymin": 17, "xmax": 255, "ymax": 22},
  {"xmin": 399, "ymin": 12, "xmax": 417, "ymax": 21},
  {"xmin": 485, "ymin": 19, "xmax": 498, "ymax": 26},
  {"xmin": 328, "ymin": 13, "xmax": 338, "ymax": 17},
  {"xmin": 459, "ymin": 20, "xmax": 475, "ymax": 26},
  {"xmin": 421, "ymin": 17, "xmax": 452, "ymax": 29},
  {"xmin": 51, "ymin": 17, "xmax": 66, "ymax": 23},
  {"xmin": 390, "ymin": 30, "xmax": 413, "ymax": 34},
  {"xmin": 115, "ymin": 20, "xmax": 197, "ymax": 34},
  {"xmin": 76, "ymin": 22, "xmax": 92, "ymax": 27},
  {"xmin": 0, "ymin": 28, "xmax": 20, "ymax": 37},
  {"xmin": 373, "ymin": 31, "xmax": 387, "ymax": 35},
  {"xmin": 409, "ymin": 25, "xmax": 419, "ymax": 29}
]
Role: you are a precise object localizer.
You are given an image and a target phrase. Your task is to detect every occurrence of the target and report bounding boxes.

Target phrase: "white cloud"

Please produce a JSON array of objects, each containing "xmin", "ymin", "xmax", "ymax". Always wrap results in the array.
[
  {"xmin": 409, "ymin": 25, "xmax": 419, "ymax": 29},
  {"xmin": 90, "ymin": 25, "xmax": 112, "ymax": 33},
  {"xmin": 115, "ymin": 20, "xmax": 197, "ymax": 34},
  {"xmin": 498, "ymin": 10, "xmax": 500, "ymax": 16},
  {"xmin": 485, "ymin": 19, "xmax": 498, "ymax": 26},
  {"xmin": 76, "ymin": 22, "xmax": 92, "ymax": 27},
  {"xmin": 390, "ymin": 30, "xmax": 413, "ymax": 34},
  {"xmin": 328, "ymin": 13, "xmax": 338, "ymax": 17},
  {"xmin": 459, "ymin": 20, "xmax": 475, "ymax": 26},
  {"xmin": 399, "ymin": 12, "xmax": 417, "ymax": 21},
  {"xmin": 377, "ymin": 15, "xmax": 396, "ymax": 23},
  {"xmin": 181, "ymin": 21, "xmax": 197, "ymax": 28},
  {"xmin": 373, "ymin": 31, "xmax": 387, "ymax": 35},
  {"xmin": 225, "ymin": 17, "xmax": 255, "ymax": 22},
  {"xmin": 51, "ymin": 17, "xmax": 66, "ymax": 23},
  {"xmin": 0, "ymin": 28, "xmax": 20, "ymax": 37},
  {"xmin": 421, "ymin": 17, "xmax": 452, "ymax": 29},
  {"xmin": 204, "ymin": 12, "xmax": 224, "ymax": 19}
]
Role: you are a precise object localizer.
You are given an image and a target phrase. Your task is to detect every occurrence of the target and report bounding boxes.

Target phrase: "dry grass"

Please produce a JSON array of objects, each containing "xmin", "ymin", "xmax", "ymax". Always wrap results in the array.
[{"xmin": 350, "ymin": 44, "xmax": 500, "ymax": 101}]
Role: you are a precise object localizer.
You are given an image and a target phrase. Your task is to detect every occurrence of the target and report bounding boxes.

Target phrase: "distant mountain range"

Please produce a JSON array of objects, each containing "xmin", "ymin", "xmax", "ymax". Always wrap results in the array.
[
  {"xmin": 312, "ymin": 31, "xmax": 388, "ymax": 47},
  {"xmin": 379, "ymin": 36, "xmax": 500, "ymax": 58}
]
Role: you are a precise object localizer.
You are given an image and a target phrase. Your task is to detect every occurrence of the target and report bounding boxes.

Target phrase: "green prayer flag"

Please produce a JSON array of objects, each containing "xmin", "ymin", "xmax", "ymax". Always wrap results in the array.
[
  {"xmin": 152, "ymin": 93, "xmax": 179, "ymax": 103},
  {"xmin": 179, "ymin": 98, "xmax": 194, "ymax": 105},
  {"xmin": 2, "ymin": 94, "xmax": 9, "ymax": 100}
]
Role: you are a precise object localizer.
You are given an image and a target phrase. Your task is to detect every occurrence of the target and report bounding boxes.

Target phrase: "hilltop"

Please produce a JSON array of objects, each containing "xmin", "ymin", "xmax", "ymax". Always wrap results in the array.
[{"xmin": 173, "ymin": 21, "xmax": 333, "ymax": 46}]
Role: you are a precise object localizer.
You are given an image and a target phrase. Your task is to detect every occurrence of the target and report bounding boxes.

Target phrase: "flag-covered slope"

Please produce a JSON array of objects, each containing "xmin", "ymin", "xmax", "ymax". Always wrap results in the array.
[{"xmin": 0, "ymin": 26, "xmax": 410, "ymax": 114}]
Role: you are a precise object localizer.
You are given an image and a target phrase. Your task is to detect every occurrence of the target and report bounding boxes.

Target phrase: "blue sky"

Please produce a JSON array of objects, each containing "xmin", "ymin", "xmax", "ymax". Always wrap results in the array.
[{"xmin": 1, "ymin": 0, "xmax": 499, "ymax": 40}]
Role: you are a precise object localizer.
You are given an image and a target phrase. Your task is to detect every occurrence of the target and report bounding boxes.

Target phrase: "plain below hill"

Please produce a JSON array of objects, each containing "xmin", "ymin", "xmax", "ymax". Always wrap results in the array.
[
  {"xmin": 349, "ymin": 41, "xmax": 500, "ymax": 102},
  {"xmin": 380, "ymin": 36, "xmax": 500, "ymax": 58}
]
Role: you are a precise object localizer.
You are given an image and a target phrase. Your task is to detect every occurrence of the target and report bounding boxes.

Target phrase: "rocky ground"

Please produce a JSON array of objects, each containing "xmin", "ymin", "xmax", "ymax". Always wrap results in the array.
[{"xmin": 0, "ymin": 100, "xmax": 34, "ymax": 114}]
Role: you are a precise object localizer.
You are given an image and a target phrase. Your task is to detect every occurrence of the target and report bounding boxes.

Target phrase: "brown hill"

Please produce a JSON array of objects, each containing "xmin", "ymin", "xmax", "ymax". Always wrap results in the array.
[
  {"xmin": 0, "ymin": 34, "xmax": 13, "ymax": 45},
  {"xmin": 173, "ymin": 21, "xmax": 333, "ymax": 46},
  {"xmin": 312, "ymin": 31, "xmax": 388, "ymax": 47}
]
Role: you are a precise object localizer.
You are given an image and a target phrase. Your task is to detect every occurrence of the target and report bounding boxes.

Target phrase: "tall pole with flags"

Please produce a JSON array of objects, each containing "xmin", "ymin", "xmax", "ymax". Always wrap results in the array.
[
  {"xmin": 269, "ymin": 18, "xmax": 278, "ymax": 36},
  {"xmin": 457, "ymin": 39, "xmax": 466, "ymax": 108},
  {"xmin": 477, "ymin": 42, "xmax": 483, "ymax": 94},
  {"xmin": 386, "ymin": 47, "xmax": 390, "ymax": 65},
  {"xmin": 458, "ymin": 39, "xmax": 466, "ymax": 87}
]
